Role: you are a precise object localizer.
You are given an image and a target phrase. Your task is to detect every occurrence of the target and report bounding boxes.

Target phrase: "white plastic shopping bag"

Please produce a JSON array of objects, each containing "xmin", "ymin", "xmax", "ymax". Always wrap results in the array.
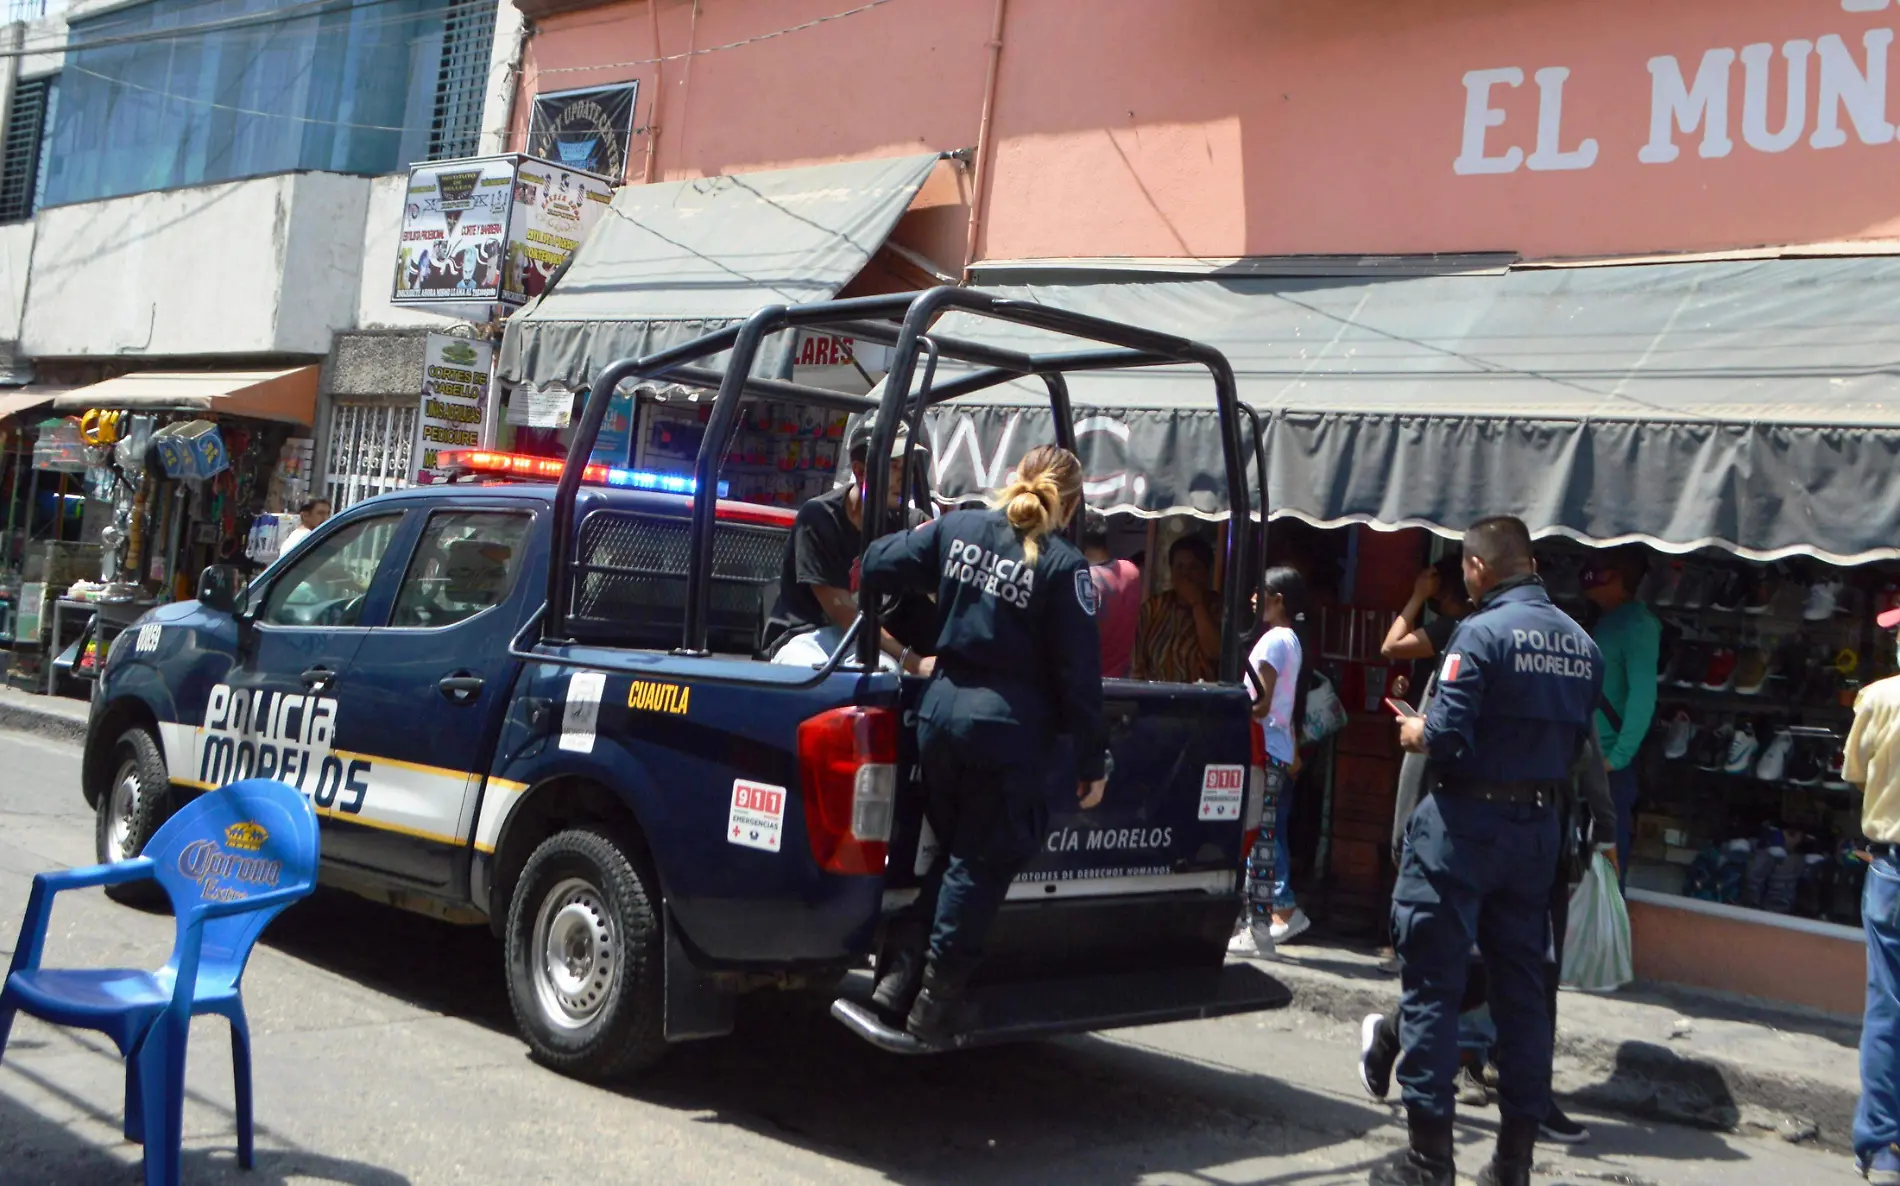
[{"xmin": 1561, "ymin": 852, "xmax": 1633, "ymax": 993}]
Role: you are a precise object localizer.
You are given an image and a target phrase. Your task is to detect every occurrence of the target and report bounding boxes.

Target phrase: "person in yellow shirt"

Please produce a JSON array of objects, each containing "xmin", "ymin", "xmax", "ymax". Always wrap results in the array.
[{"xmin": 1844, "ymin": 604, "xmax": 1900, "ymax": 1185}]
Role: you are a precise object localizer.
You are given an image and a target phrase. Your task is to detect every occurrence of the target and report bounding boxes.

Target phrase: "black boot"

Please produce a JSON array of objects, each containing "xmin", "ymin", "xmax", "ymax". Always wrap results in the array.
[
  {"xmin": 1368, "ymin": 1110, "xmax": 1455, "ymax": 1186},
  {"xmin": 905, "ymin": 962, "xmax": 976, "ymax": 1046},
  {"xmin": 1475, "ymin": 1115, "xmax": 1538, "ymax": 1186},
  {"xmin": 870, "ymin": 923, "xmax": 927, "ymax": 1026}
]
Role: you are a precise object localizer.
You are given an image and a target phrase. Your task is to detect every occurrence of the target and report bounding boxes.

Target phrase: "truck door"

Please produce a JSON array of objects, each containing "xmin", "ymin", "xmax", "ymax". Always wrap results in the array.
[
  {"xmin": 323, "ymin": 504, "xmax": 538, "ymax": 889},
  {"xmin": 193, "ymin": 509, "xmax": 408, "ymax": 814}
]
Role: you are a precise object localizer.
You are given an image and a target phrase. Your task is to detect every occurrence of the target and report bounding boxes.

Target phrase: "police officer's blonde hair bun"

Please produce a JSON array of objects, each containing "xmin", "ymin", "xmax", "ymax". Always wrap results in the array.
[{"xmin": 995, "ymin": 445, "xmax": 1084, "ymax": 566}]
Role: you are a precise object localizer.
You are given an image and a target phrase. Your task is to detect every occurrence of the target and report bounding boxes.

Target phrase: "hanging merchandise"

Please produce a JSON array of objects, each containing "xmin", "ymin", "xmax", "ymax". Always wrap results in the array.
[
  {"xmin": 32, "ymin": 420, "xmax": 87, "ymax": 472},
  {"xmin": 115, "ymin": 414, "xmax": 156, "ymax": 476},
  {"xmin": 79, "ymin": 408, "xmax": 123, "ymax": 447},
  {"xmin": 151, "ymin": 420, "xmax": 230, "ymax": 481}
]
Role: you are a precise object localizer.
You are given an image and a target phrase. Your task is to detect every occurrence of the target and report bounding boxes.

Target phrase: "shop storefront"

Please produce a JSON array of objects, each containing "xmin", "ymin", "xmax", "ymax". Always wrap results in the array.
[
  {"xmin": 2, "ymin": 369, "xmax": 319, "ymax": 697},
  {"xmin": 913, "ymin": 257, "xmax": 1900, "ymax": 1013}
]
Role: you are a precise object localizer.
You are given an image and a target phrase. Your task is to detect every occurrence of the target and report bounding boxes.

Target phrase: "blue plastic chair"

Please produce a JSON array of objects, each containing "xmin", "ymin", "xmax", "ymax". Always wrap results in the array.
[{"xmin": 0, "ymin": 778, "xmax": 319, "ymax": 1186}]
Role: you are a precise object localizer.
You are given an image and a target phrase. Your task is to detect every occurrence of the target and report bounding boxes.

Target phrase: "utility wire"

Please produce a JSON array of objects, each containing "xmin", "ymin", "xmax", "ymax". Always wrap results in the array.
[
  {"xmin": 36, "ymin": 0, "xmax": 910, "ymax": 140},
  {"xmin": 535, "ymin": 0, "xmax": 902, "ymax": 75},
  {"xmin": 0, "ymin": 0, "xmax": 428, "ymax": 61}
]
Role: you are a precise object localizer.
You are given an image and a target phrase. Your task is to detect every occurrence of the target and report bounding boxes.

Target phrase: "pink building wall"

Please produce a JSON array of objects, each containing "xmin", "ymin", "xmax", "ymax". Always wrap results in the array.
[{"xmin": 516, "ymin": 0, "xmax": 1900, "ymax": 264}]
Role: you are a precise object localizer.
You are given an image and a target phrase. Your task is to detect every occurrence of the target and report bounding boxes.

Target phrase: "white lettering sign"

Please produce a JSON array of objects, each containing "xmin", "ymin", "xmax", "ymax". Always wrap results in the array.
[{"xmin": 1457, "ymin": 8, "xmax": 1900, "ymax": 177}]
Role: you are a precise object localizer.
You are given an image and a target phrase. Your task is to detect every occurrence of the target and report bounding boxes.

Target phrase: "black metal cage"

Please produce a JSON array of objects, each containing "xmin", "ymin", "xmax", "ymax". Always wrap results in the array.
[{"xmin": 541, "ymin": 286, "xmax": 1260, "ymax": 681}]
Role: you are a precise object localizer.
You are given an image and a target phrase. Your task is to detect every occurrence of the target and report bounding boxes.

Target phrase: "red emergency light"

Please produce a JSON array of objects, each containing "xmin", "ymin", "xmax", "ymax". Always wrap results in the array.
[{"xmin": 438, "ymin": 449, "xmax": 796, "ymax": 528}]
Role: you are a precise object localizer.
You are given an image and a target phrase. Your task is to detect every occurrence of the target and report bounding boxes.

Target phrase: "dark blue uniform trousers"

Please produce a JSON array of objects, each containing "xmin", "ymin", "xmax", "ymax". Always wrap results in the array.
[
  {"xmin": 912, "ymin": 716, "xmax": 1048, "ymax": 977},
  {"xmin": 1394, "ymin": 791, "xmax": 1560, "ymax": 1123}
]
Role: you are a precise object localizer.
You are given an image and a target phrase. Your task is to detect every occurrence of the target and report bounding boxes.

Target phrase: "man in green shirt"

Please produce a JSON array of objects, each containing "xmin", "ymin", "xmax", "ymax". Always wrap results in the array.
[{"xmin": 1582, "ymin": 547, "xmax": 1661, "ymax": 888}]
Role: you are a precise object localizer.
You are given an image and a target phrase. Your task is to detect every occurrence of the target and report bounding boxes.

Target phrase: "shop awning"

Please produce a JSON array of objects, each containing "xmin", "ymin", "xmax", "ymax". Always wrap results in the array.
[
  {"xmin": 500, "ymin": 153, "xmax": 941, "ymax": 392},
  {"xmin": 922, "ymin": 258, "xmax": 1900, "ymax": 564},
  {"xmin": 52, "ymin": 367, "xmax": 318, "ymax": 426},
  {"xmin": 0, "ymin": 386, "xmax": 71, "ymax": 426}
]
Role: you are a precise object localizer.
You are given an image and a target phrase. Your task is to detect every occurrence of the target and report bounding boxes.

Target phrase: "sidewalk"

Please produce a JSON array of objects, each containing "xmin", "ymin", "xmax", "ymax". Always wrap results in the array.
[
  {"xmin": 0, "ymin": 683, "xmax": 88, "ymax": 744},
  {"xmin": 1259, "ymin": 939, "xmax": 1863, "ymax": 1151}
]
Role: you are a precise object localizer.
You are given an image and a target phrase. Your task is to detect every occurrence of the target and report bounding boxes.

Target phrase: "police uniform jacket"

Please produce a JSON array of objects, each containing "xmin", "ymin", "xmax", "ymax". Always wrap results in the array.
[
  {"xmin": 860, "ymin": 509, "xmax": 1108, "ymax": 781},
  {"xmin": 1422, "ymin": 575, "xmax": 1605, "ymax": 786}
]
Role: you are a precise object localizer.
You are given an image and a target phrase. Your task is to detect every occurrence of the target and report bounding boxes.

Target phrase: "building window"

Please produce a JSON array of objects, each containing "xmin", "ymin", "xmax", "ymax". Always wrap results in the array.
[
  {"xmin": 39, "ymin": 0, "xmax": 459, "ymax": 209},
  {"xmin": 426, "ymin": 0, "xmax": 495, "ymax": 162},
  {"xmin": 0, "ymin": 75, "xmax": 53, "ymax": 223}
]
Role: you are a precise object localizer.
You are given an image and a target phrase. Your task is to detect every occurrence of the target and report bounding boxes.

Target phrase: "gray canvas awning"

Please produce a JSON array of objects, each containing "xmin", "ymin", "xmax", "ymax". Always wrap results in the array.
[
  {"xmin": 500, "ymin": 153, "xmax": 941, "ymax": 392},
  {"xmin": 919, "ymin": 258, "xmax": 1900, "ymax": 564}
]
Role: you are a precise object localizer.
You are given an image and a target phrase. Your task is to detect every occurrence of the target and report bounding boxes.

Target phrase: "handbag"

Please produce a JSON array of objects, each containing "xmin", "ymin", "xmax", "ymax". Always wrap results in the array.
[
  {"xmin": 1561, "ymin": 851, "xmax": 1634, "ymax": 993},
  {"xmin": 1301, "ymin": 670, "xmax": 1348, "ymax": 745}
]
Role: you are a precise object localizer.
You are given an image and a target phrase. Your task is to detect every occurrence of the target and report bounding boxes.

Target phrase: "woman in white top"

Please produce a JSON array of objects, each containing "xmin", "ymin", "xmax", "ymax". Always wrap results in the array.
[{"xmin": 1232, "ymin": 566, "xmax": 1310, "ymax": 956}]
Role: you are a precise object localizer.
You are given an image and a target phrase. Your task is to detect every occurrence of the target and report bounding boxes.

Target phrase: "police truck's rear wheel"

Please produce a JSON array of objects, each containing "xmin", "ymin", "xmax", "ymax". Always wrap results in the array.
[
  {"xmin": 92, "ymin": 725, "xmax": 173, "ymax": 905},
  {"xmin": 505, "ymin": 827, "xmax": 665, "ymax": 1080}
]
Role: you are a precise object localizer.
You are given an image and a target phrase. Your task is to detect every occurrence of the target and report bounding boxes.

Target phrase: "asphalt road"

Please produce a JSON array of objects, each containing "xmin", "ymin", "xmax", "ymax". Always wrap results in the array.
[{"xmin": 0, "ymin": 728, "xmax": 1869, "ymax": 1185}]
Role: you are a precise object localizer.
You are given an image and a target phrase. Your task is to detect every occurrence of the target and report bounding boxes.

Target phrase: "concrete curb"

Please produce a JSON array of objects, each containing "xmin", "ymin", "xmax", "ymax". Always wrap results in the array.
[
  {"xmin": 1266, "ymin": 957, "xmax": 1858, "ymax": 1152},
  {"xmin": 0, "ymin": 691, "xmax": 90, "ymax": 746}
]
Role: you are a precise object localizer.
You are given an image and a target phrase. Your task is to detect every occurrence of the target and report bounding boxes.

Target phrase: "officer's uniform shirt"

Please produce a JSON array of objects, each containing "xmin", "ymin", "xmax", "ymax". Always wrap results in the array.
[
  {"xmin": 861, "ymin": 509, "xmax": 1107, "ymax": 781},
  {"xmin": 1423, "ymin": 576, "xmax": 1604, "ymax": 784}
]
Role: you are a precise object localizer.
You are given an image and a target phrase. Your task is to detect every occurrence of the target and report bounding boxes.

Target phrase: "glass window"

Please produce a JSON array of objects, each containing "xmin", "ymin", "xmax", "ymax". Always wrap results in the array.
[
  {"xmin": 260, "ymin": 514, "xmax": 402, "ymax": 627},
  {"xmin": 390, "ymin": 511, "xmax": 532, "ymax": 629},
  {"xmin": 37, "ymin": 0, "xmax": 494, "ymax": 208}
]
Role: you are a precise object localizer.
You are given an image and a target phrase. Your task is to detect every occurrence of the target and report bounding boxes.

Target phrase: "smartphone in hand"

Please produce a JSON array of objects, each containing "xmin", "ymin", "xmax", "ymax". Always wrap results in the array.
[{"xmin": 1384, "ymin": 697, "xmax": 1422, "ymax": 719}]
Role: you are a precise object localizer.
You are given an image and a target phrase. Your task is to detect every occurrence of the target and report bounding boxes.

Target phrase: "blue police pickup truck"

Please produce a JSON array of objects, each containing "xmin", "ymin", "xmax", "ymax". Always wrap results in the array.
[{"xmin": 79, "ymin": 288, "xmax": 1289, "ymax": 1079}]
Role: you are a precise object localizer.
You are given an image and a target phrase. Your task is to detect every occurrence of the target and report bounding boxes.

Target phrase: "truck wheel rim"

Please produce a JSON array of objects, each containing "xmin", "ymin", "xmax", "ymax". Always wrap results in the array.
[
  {"xmin": 107, "ymin": 758, "xmax": 142, "ymax": 860},
  {"xmin": 531, "ymin": 876, "xmax": 617, "ymax": 1030}
]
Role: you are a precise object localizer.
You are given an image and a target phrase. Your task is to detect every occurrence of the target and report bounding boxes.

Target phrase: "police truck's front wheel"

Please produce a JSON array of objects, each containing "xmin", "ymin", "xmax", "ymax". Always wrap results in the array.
[
  {"xmin": 92, "ymin": 724, "xmax": 173, "ymax": 905},
  {"xmin": 505, "ymin": 827, "xmax": 666, "ymax": 1080}
]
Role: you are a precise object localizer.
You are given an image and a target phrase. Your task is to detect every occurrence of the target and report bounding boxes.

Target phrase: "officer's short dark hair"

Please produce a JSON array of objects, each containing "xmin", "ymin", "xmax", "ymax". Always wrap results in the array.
[
  {"xmin": 1169, "ymin": 534, "xmax": 1214, "ymax": 569},
  {"xmin": 1464, "ymin": 515, "xmax": 1533, "ymax": 572},
  {"xmin": 1081, "ymin": 508, "xmax": 1111, "ymax": 552}
]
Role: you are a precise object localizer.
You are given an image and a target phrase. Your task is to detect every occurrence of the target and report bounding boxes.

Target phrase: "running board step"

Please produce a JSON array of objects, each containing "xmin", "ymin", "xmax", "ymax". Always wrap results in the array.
[{"xmin": 830, "ymin": 961, "xmax": 1292, "ymax": 1053}]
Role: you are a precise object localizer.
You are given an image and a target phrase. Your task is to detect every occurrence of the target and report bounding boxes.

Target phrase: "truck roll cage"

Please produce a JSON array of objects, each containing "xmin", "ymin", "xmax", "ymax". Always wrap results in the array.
[{"xmin": 542, "ymin": 285, "xmax": 1262, "ymax": 683}]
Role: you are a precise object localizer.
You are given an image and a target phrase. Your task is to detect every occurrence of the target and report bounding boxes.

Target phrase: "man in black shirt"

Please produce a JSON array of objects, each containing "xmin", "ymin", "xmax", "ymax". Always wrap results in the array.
[{"xmin": 768, "ymin": 420, "xmax": 934, "ymax": 672}]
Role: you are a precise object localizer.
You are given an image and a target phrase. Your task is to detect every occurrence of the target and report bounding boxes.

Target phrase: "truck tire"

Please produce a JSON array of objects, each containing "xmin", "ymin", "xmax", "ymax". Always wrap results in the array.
[
  {"xmin": 92, "ymin": 724, "xmax": 173, "ymax": 905},
  {"xmin": 505, "ymin": 827, "xmax": 666, "ymax": 1080}
]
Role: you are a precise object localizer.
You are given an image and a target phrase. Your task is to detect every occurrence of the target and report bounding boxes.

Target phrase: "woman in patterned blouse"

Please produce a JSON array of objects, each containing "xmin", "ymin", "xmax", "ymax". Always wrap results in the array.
[{"xmin": 1132, "ymin": 534, "xmax": 1221, "ymax": 683}]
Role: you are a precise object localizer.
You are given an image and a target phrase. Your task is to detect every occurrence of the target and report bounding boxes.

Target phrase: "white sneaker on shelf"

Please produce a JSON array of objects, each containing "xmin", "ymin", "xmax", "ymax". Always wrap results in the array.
[
  {"xmin": 1755, "ymin": 730, "xmax": 1793, "ymax": 782},
  {"xmin": 1269, "ymin": 908, "xmax": 1311, "ymax": 945},
  {"xmin": 1663, "ymin": 711, "xmax": 1695, "ymax": 760},
  {"xmin": 1723, "ymin": 723, "xmax": 1759, "ymax": 775},
  {"xmin": 1803, "ymin": 579, "xmax": 1843, "ymax": 622}
]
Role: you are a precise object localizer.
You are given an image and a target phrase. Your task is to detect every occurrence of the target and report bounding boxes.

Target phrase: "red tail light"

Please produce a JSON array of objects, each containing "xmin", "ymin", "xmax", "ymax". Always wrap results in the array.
[
  {"xmin": 1243, "ymin": 719, "xmax": 1268, "ymax": 857},
  {"xmin": 798, "ymin": 706, "xmax": 898, "ymax": 875}
]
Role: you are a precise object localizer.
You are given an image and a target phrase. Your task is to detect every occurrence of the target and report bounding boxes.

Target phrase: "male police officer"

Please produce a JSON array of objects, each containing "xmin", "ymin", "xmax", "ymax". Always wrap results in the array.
[{"xmin": 1380, "ymin": 516, "xmax": 1603, "ymax": 1186}]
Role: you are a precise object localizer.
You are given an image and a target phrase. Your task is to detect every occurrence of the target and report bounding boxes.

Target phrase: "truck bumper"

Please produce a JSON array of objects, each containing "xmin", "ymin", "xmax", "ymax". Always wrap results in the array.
[{"xmin": 831, "ymin": 960, "xmax": 1291, "ymax": 1054}]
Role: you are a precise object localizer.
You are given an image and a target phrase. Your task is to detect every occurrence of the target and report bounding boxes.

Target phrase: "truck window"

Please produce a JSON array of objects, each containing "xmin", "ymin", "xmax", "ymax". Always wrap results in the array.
[
  {"xmin": 391, "ymin": 511, "xmax": 534, "ymax": 629},
  {"xmin": 259, "ymin": 514, "xmax": 403, "ymax": 628}
]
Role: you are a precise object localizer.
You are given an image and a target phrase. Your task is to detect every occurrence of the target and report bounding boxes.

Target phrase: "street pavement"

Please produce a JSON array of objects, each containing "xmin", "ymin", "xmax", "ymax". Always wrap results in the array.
[{"xmin": 0, "ymin": 727, "xmax": 1870, "ymax": 1185}]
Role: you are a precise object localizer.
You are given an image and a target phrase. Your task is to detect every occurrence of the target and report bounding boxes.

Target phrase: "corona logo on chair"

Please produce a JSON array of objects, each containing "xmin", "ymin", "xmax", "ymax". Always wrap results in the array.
[
  {"xmin": 177, "ymin": 839, "xmax": 284, "ymax": 902},
  {"xmin": 224, "ymin": 821, "xmax": 269, "ymax": 851}
]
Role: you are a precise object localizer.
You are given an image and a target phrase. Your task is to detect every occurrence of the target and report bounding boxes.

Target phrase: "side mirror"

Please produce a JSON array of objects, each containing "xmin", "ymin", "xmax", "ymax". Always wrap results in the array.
[{"xmin": 197, "ymin": 564, "xmax": 244, "ymax": 615}]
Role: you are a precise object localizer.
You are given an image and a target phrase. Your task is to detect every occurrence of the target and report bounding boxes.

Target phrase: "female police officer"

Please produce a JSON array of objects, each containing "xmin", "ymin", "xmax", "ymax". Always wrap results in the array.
[{"xmin": 856, "ymin": 444, "xmax": 1109, "ymax": 1044}]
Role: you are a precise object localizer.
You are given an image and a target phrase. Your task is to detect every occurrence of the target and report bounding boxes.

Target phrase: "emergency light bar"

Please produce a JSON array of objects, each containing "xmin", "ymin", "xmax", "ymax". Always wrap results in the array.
[{"xmin": 440, "ymin": 449, "xmax": 731, "ymax": 498}]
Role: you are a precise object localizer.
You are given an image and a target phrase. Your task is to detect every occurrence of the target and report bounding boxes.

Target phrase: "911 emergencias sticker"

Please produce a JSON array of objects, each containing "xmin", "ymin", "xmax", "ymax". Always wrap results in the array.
[
  {"xmin": 1198, "ymin": 764, "xmax": 1246, "ymax": 821},
  {"xmin": 727, "ymin": 779, "xmax": 786, "ymax": 853}
]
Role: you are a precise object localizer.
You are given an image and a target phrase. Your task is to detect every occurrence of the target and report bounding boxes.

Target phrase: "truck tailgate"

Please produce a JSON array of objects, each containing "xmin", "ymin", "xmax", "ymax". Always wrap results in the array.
[{"xmin": 884, "ymin": 679, "xmax": 1265, "ymax": 985}]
